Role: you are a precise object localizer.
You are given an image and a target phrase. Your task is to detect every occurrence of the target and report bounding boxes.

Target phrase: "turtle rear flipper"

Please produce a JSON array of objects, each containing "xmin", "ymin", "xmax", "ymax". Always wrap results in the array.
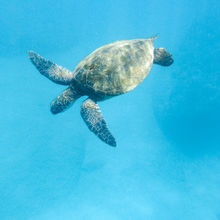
[
  {"xmin": 80, "ymin": 98, "xmax": 116, "ymax": 147},
  {"xmin": 51, "ymin": 87, "xmax": 81, "ymax": 114},
  {"xmin": 28, "ymin": 51, "xmax": 74, "ymax": 85}
]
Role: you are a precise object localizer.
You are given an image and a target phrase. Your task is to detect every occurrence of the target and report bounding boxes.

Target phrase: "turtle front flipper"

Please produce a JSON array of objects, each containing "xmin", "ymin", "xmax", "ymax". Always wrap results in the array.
[
  {"xmin": 28, "ymin": 51, "xmax": 74, "ymax": 85},
  {"xmin": 80, "ymin": 99, "xmax": 116, "ymax": 147},
  {"xmin": 51, "ymin": 87, "xmax": 81, "ymax": 114}
]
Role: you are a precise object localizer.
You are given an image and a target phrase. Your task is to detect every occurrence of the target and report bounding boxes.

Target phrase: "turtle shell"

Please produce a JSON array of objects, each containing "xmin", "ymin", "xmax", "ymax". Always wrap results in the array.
[{"xmin": 73, "ymin": 37, "xmax": 155, "ymax": 96}]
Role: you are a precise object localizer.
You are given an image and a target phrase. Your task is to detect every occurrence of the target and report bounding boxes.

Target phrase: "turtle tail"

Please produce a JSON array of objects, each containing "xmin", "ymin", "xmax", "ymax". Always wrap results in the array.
[{"xmin": 28, "ymin": 51, "xmax": 74, "ymax": 85}]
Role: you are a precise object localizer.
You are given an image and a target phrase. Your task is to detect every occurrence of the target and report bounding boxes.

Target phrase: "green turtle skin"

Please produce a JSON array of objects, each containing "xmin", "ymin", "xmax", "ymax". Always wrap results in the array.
[
  {"xmin": 73, "ymin": 38, "xmax": 154, "ymax": 99},
  {"xmin": 28, "ymin": 36, "xmax": 173, "ymax": 147}
]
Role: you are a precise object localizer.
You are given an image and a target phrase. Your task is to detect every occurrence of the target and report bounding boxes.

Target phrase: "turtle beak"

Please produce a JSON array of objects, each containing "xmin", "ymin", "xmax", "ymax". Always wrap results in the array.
[{"xmin": 165, "ymin": 53, "xmax": 174, "ymax": 66}]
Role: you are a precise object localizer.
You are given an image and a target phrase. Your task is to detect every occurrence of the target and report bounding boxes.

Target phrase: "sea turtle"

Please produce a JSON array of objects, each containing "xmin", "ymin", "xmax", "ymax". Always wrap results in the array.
[{"xmin": 28, "ymin": 35, "xmax": 173, "ymax": 147}]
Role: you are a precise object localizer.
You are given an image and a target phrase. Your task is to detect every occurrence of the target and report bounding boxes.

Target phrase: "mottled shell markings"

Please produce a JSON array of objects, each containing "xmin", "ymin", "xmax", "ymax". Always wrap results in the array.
[{"xmin": 73, "ymin": 38, "xmax": 154, "ymax": 95}]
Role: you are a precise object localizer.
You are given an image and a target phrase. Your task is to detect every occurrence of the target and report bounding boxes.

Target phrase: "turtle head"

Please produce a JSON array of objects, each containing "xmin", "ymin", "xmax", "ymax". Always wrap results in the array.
[{"xmin": 153, "ymin": 48, "xmax": 174, "ymax": 66}]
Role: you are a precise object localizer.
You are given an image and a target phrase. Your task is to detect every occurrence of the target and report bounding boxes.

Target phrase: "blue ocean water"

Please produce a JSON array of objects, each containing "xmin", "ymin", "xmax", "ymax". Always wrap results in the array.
[{"xmin": 1, "ymin": 0, "xmax": 220, "ymax": 219}]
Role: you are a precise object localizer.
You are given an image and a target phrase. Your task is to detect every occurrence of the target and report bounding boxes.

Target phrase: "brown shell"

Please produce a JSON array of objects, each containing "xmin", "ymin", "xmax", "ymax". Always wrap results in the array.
[{"xmin": 73, "ymin": 37, "xmax": 155, "ymax": 96}]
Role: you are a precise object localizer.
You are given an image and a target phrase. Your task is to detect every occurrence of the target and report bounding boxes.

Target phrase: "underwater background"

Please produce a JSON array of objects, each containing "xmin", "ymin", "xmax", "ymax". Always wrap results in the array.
[{"xmin": 1, "ymin": 0, "xmax": 220, "ymax": 219}]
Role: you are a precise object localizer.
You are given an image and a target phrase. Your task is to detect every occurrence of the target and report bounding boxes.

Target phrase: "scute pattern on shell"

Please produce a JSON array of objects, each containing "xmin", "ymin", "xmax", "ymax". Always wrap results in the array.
[{"xmin": 73, "ymin": 38, "xmax": 154, "ymax": 96}]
